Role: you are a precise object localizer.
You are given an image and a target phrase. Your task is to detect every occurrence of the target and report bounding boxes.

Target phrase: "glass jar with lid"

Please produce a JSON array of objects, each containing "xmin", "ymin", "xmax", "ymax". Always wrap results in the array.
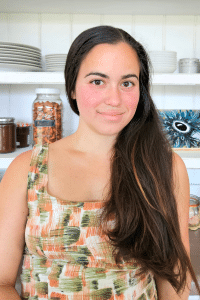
[
  {"xmin": 32, "ymin": 88, "xmax": 63, "ymax": 146},
  {"xmin": 0, "ymin": 117, "xmax": 16, "ymax": 153},
  {"xmin": 189, "ymin": 194, "xmax": 200, "ymax": 230}
]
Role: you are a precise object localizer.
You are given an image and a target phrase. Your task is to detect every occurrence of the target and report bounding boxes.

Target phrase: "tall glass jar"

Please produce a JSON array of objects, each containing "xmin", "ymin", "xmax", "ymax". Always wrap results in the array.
[{"xmin": 32, "ymin": 88, "xmax": 63, "ymax": 146}]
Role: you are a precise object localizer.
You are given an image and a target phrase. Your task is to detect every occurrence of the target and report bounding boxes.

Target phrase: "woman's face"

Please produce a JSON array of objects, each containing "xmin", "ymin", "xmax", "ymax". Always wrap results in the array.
[{"xmin": 71, "ymin": 42, "xmax": 140, "ymax": 137}]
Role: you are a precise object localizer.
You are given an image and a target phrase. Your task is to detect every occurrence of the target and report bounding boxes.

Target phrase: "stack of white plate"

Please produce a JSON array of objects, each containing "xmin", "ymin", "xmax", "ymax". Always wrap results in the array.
[
  {"xmin": 149, "ymin": 51, "xmax": 177, "ymax": 73},
  {"xmin": 45, "ymin": 54, "xmax": 67, "ymax": 72},
  {"xmin": 179, "ymin": 58, "xmax": 199, "ymax": 73},
  {"xmin": 0, "ymin": 42, "xmax": 42, "ymax": 71}
]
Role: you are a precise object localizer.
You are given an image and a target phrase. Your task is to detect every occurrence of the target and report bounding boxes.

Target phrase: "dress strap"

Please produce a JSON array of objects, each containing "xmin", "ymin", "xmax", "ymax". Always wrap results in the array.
[{"xmin": 27, "ymin": 143, "xmax": 49, "ymax": 198}]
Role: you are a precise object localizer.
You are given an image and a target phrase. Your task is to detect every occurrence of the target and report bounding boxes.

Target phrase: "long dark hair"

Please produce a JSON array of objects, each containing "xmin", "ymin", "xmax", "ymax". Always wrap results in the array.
[{"xmin": 64, "ymin": 25, "xmax": 200, "ymax": 295}]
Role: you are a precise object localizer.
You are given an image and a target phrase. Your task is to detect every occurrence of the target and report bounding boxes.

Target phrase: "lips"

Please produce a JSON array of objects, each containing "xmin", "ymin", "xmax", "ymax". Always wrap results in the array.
[{"xmin": 98, "ymin": 111, "xmax": 124, "ymax": 116}]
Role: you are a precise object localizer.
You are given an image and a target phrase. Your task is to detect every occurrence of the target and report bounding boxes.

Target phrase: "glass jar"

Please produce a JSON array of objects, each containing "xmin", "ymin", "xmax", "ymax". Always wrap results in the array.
[
  {"xmin": 189, "ymin": 194, "xmax": 200, "ymax": 231},
  {"xmin": 0, "ymin": 117, "xmax": 16, "ymax": 153},
  {"xmin": 32, "ymin": 88, "xmax": 63, "ymax": 146}
]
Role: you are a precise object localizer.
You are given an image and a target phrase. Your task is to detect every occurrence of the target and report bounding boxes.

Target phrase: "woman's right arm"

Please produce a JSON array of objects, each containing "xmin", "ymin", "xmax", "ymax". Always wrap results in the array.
[{"xmin": 0, "ymin": 149, "xmax": 32, "ymax": 299}]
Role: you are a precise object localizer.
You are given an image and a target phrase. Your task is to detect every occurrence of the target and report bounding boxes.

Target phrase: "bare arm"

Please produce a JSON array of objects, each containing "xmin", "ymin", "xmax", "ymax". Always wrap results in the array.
[
  {"xmin": 0, "ymin": 150, "xmax": 32, "ymax": 299},
  {"xmin": 154, "ymin": 152, "xmax": 191, "ymax": 300}
]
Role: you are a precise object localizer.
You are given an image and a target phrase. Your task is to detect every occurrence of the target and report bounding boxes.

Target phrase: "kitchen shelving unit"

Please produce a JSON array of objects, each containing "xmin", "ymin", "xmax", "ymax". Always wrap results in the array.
[{"xmin": 0, "ymin": 72, "xmax": 200, "ymax": 169}]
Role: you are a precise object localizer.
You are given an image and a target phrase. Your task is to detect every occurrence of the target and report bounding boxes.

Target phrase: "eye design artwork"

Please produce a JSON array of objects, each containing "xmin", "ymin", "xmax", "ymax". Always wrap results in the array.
[{"xmin": 157, "ymin": 110, "xmax": 200, "ymax": 148}]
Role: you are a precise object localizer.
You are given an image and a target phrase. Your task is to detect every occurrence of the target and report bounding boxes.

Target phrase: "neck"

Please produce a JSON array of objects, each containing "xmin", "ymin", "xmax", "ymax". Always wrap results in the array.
[{"xmin": 71, "ymin": 127, "xmax": 117, "ymax": 159}]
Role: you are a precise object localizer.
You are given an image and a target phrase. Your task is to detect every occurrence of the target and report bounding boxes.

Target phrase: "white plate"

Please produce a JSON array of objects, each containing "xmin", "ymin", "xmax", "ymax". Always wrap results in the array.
[
  {"xmin": 0, "ymin": 47, "xmax": 41, "ymax": 58},
  {"xmin": 45, "ymin": 58, "xmax": 66, "ymax": 62},
  {"xmin": 46, "ymin": 70, "xmax": 64, "ymax": 72},
  {"xmin": 0, "ymin": 49, "xmax": 41, "ymax": 59},
  {"xmin": 150, "ymin": 56, "xmax": 177, "ymax": 59},
  {"xmin": 151, "ymin": 58, "xmax": 177, "ymax": 62},
  {"xmin": 45, "ymin": 61, "xmax": 65, "ymax": 65},
  {"xmin": 45, "ymin": 62, "xmax": 66, "ymax": 65},
  {"xmin": 46, "ymin": 67, "xmax": 64, "ymax": 71},
  {"xmin": 45, "ymin": 54, "xmax": 67, "ymax": 58},
  {"xmin": 151, "ymin": 60, "xmax": 177, "ymax": 63},
  {"xmin": 0, "ymin": 41, "xmax": 41, "ymax": 53},
  {"xmin": 0, "ymin": 59, "xmax": 41, "ymax": 66},
  {"xmin": 46, "ymin": 65, "xmax": 64, "ymax": 69},
  {"xmin": 150, "ymin": 56, "xmax": 177, "ymax": 60},
  {"xmin": 0, "ymin": 60, "xmax": 42, "ymax": 68},
  {"xmin": 45, "ymin": 59, "xmax": 66, "ymax": 63},
  {"xmin": 0, "ymin": 62, "xmax": 42, "ymax": 71},
  {"xmin": 0, "ymin": 57, "xmax": 41, "ymax": 66},
  {"xmin": 149, "ymin": 51, "xmax": 177, "ymax": 55},
  {"xmin": 150, "ymin": 53, "xmax": 177, "ymax": 57}
]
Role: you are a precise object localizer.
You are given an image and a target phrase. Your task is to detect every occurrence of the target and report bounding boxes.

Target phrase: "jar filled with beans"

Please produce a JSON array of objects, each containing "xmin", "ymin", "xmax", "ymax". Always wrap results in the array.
[{"xmin": 32, "ymin": 88, "xmax": 63, "ymax": 146}]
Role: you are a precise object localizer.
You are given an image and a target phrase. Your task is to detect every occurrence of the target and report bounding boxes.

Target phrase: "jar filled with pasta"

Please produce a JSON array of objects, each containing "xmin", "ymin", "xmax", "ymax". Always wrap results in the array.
[{"xmin": 32, "ymin": 88, "xmax": 63, "ymax": 146}]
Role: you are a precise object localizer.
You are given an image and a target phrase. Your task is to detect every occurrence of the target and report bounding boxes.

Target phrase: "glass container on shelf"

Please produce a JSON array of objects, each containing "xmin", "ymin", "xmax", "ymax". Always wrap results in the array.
[
  {"xmin": 189, "ymin": 194, "xmax": 200, "ymax": 231},
  {"xmin": 0, "ymin": 117, "xmax": 16, "ymax": 153},
  {"xmin": 32, "ymin": 88, "xmax": 63, "ymax": 146}
]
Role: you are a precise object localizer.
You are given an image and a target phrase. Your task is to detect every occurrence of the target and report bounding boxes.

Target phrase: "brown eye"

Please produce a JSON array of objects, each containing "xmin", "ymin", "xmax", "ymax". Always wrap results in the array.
[
  {"xmin": 91, "ymin": 80, "xmax": 103, "ymax": 86},
  {"xmin": 123, "ymin": 81, "xmax": 134, "ymax": 88}
]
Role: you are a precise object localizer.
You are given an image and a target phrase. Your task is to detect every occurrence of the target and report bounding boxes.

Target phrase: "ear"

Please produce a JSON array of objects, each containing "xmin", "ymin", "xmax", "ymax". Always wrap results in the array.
[{"xmin": 71, "ymin": 90, "xmax": 76, "ymax": 99}]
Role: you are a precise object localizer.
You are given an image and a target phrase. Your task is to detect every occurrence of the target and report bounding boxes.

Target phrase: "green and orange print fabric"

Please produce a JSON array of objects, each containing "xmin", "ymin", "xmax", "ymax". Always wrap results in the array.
[{"xmin": 20, "ymin": 143, "xmax": 158, "ymax": 300}]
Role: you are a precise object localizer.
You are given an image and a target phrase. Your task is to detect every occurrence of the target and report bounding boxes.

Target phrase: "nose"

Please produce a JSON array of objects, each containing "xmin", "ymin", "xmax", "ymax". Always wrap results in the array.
[{"xmin": 104, "ymin": 85, "xmax": 122, "ymax": 106}]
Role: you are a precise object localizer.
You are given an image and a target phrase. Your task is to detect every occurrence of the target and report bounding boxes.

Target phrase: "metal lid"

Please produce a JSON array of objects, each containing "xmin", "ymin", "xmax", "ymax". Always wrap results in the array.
[
  {"xmin": 0, "ymin": 117, "xmax": 15, "ymax": 124},
  {"xmin": 35, "ymin": 88, "xmax": 60, "ymax": 95},
  {"xmin": 190, "ymin": 194, "xmax": 200, "ymax": 206}
]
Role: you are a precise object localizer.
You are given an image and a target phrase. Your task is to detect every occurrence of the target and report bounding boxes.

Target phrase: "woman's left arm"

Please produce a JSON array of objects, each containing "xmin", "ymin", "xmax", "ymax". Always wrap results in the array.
[{"xmin": 154, "ymin": 152, "xmax": 192, "ymax": 300}]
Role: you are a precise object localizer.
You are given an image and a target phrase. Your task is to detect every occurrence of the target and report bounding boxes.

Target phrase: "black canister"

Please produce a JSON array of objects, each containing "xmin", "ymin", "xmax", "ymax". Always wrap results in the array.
[{"xmin": 0, "ymin": 117, "xmax": 16, "ymax": 153}]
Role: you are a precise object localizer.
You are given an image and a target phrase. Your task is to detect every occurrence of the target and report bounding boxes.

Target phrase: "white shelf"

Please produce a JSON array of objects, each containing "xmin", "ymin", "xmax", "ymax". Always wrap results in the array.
[
  {"xmin": 0, "ymin": 146, "xmax": 32, "ymax": 169},
  {"xmin": 173, "ymin": 149, "xmax": 200, "ymax": 169},
  {"xmin": 0, "ymin": 147, "xmax": 200, "ymax": 169},
  {"xmin": 0, "ymin": 72, "xmax": 200, "ymax": 85}
]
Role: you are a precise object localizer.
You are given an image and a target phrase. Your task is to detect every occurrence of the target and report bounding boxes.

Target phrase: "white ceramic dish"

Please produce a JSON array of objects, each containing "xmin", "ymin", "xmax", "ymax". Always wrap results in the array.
[
  {"xmin": 46, "ymin": 68, "xmax": 64, "ymax": 71},
  {"xmin": 0, "ymin": 62, "xmax": 42, "ymax": 71},
  {"xmin": 152, "ymin": 67, "xmax": 177, "ymax": 73},
  {"xmin": 45, "ymin": 54, "xmax": 67, "ymax": 58},
  {"xmin": 151, "ymin": 62, "xmax": 177, "ymax": 66},
  {"xmin": 149, "ymin": 50, "xmax": 177, "ymax": 55},
  {"xmin": 0, "ymin": 41, "xmax": 41, "ymax": 53},
  {"xmin": 45, "ymin": 59, "xmax": 66, "ymax": 63},
  {"xmin": 0, "ymin": 57, "xmax": 41, "ymax": 66},
  {"xmin": 0, "ymin": 48, "xmax": 41, "ymax": 58}
]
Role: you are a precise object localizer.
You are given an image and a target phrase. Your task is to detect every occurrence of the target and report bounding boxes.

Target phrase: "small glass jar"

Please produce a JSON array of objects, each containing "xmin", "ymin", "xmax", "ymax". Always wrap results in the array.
[
  {"xmin": 189, "ymin": 195, "xmax": 200, "ymax": 231},
  {"xmin": 32, "ymin": 88, "xmax": 63, "ymax": 146},
  {"xmin": 16, "ymin": 122, "xmax": 31, "ymax": 148},
  {"xmin": 0, "ymin": 117, "xmax": 16, "ymax": 153}
]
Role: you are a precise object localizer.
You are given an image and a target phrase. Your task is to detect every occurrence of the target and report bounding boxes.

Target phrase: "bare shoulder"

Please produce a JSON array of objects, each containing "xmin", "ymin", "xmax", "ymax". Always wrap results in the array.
[
  {"xmin": 172, "ymin": 151, "xmax": 189, "ymax": 187},
  {"xmin": 0, "ymin": 150, "xmax": 33, "ymax": 197},
  {"xmin": 171, "ymin": 151, "xmax": 190, "ymax": 252},
  {"xmin": 0, "ymin": 149, "xmax": 33, "ymax": 286}
]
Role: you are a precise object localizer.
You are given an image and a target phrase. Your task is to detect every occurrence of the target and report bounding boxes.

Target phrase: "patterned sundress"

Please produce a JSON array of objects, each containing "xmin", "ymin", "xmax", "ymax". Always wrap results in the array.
[{"xmin": 20, "ymin": 143, "xmax": 158, "ymax": 300}]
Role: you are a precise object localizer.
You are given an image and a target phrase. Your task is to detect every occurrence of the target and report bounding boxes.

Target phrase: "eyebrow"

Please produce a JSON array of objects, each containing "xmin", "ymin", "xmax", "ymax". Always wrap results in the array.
[{"xmin": 85, "ymin": 72, "xmax": 139, "ymax": 81}]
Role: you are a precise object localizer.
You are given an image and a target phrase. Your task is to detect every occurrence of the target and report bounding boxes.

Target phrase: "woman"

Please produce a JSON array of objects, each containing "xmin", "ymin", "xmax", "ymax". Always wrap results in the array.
[{"xmin": 0, "ymin": 25, "xmax": 199, "ymax": 300}]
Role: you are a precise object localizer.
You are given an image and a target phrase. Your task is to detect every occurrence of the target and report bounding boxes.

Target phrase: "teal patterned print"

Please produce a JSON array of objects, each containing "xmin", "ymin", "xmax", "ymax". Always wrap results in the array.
[{"xmin": 20, "ymin": 143, "xmax": 158, "ymax": 300}]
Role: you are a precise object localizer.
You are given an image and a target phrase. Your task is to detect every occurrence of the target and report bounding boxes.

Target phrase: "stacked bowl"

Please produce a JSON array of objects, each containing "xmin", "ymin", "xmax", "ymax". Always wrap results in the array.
[
  {"xmin": 179, "ymin": 58, "xmax": 199, "ymax": 73},
  {"xmin": 149, "ymin": 51, "xmax": 177, "ymax": 73},
  {"xmin": 45, "ymin": 54, "xmax": 67, "ymax": 72},
  {"xmin": 0, "ymin": 41, "xmax": 42, "ymax": 71}
]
